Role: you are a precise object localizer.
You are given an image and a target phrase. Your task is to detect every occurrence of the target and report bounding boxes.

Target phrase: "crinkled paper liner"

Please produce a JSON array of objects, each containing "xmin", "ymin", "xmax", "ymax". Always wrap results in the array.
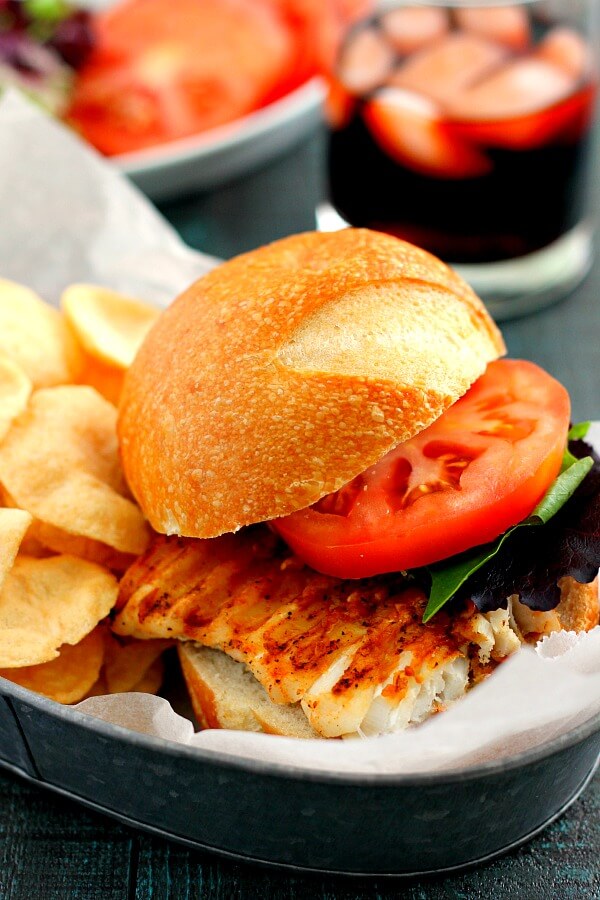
[
  {"xmin": 77, "ymin": 626, "xmax": 600, "ymax": 773},
  {"xmin": 1, "ymin": 91, "xmax": 599, "ymax": 775}
]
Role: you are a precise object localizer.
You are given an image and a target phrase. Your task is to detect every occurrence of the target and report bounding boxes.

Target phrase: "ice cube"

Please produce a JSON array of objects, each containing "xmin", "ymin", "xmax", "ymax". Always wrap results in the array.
[
  {"xmin": 337, "ymin": 25, "xmax": 395, "ymax": 95},
  {"xmin": 536, "ymin": 27, "xmax": 591, "ymax": 82},
  {"xmin": 380, "ymin": 6, "xmax": 449, "ymax": 55},
  {"xmin": 389, "ymin": 32, "xmax": 508, "ymax": 106},
  {"xmin": 447, "ymin": 58, "xmax": 575, "ymax": 122},
  {"xmin": 454, "ymin": 6, "xmax": 531, "ymax": 51}
]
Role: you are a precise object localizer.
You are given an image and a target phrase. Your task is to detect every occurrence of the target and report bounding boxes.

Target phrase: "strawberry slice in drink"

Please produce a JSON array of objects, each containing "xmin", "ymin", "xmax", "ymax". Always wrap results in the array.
[
  {"xmin": 337, "ymin": 25, "xmax": 395, "ymax": 95},
  {"xmin": 446, "ymin": 57, "xmax": 588, "ymax": 150},
  {"xmin": 536, "ymin": 27, "xmax": 592, "ymax": 81},
  {"xmin": 325, "ymin": 76, "xmax": 356, "ymax": 128},
  {"xmin": 363, "ymin": 86, "xmax": 491, "ymax": 179},
  {"xmin": 380, "ymin": 6, "xmax": 449, "ymax": 55},
  {"xmin": 454, "ymin": 6, "xmax": 531, "ymax": 51},
  {"xmin": 389, "ymin": 32, "xmax": 508, "ymax": 106}
]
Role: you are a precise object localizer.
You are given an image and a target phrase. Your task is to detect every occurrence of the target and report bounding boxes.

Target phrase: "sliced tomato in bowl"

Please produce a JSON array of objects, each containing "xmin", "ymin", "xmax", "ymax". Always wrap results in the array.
[
  {"xmin": 66, "ymin": 0, "xmax": 301, "ymax": 156},
  {"xmin": 273, "ymin": 360, "xmax": 570, "ymax": 578},
  {"xmin": 66, "ymin": 0, "xmax": 362, "ymax": 157}
]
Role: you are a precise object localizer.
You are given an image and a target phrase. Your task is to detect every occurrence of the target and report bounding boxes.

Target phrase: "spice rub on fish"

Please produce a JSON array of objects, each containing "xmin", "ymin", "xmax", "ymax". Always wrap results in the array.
[{"xmin": 114, "ymin": 526, "xmax": 525, "ymax": 738}]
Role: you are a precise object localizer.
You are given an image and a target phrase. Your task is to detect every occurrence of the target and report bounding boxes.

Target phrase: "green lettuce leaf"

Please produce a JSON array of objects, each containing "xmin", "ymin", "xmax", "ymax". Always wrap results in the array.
[
  {"xmin": 568, "ymin": 421, "xmax": 591, "ymax": 441},
  {"xmin": 562, "ymin": 422, "xmax": 591, "ymax": 471},
  {"xmin": 422, "ymin": 449, "xmax": 593, "ymax": 623}
]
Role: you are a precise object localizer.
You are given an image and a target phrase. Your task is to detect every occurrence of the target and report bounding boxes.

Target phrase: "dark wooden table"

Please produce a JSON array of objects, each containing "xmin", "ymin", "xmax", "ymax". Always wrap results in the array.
[
  {"xmin": 0, "ymin": 766, "xmax": 598, "ymax": 899},
  {"xmin": 1, "ymin": 132, "xmax": 599, "ymax": 899}
]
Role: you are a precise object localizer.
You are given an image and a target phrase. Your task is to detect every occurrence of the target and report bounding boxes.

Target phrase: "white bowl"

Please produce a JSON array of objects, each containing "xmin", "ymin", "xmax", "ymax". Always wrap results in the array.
[{"xmin": 115, "ymin": 77, "xmax": 326, "ymax": 202}]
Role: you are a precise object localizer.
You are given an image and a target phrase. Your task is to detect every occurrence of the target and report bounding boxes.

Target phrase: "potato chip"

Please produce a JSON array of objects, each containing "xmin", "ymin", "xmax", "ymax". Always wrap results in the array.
[
  {"xmin": 129, "ymin": 657, "xmax": 164, "ymax": 695},
  {"xmin": 0, "ymin": 279, "xmax": 83, "ymax": 387},
  {"xmin": 18, "ymin": 533, "xmax": 51, "ymax": 559},
  {"xmin": 0, "ymin": 385, "xmax": 149, "ymax": 554},
  {"xmin": 0, "ymin": 554, "xmax": 117, "ymax": 667},
  {"xmin": 78, "ymin": 354, "xmax": 125, "ymax": 406},
  {"xmin": 62, "ymin": 284, "xmax": 159, "ymax": 370},
  {"xmin": 82, "ymin": 673, "xmax": 109, "ymax": 699},
  {"xmin": 0, "ymin": 494, "xmax": 53, "ymax": 559},
  {"xmin": 104, "ymin": 632, "xmax": 172, "ymax": 693},
  {"xmin": 0, "ymin": 626, "xmax": 105, "ymax": 703},
  {"xmin": 0, "ymin": 354, "xmax": 31, "ymax": 442},
  {"xmin": 26, "ymin": 520, "xmax": 136, "ymax": 572},
  {"xmin": 83, "ymin": 656, "xmax": 164, "ymax": 698},
  {"xmin": 0, "ymin": 508, "xmax": 33, "ymax": 589}
]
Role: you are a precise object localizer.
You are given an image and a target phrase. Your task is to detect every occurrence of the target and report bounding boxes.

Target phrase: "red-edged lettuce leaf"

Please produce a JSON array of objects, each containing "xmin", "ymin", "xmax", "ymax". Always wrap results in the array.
[{"xmin": 454, "ymin": 437, "xmax": 600, "ymax": 613}]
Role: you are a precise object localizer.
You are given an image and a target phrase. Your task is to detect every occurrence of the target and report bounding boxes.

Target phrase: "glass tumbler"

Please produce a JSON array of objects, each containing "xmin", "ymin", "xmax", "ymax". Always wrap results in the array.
[{"xmin": 324, "ymin": 1, "xmax": 600, "ymax": 319}]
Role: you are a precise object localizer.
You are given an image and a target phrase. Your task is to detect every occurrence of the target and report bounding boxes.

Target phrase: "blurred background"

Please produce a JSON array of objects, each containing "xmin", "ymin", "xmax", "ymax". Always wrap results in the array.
[
  {"xmin": 0, "ymin": 0, "xmax": 363, "ymax": 255},
  {"xmin": 1, "ymin": 0, "xmax": 598, "ymax": 315}
]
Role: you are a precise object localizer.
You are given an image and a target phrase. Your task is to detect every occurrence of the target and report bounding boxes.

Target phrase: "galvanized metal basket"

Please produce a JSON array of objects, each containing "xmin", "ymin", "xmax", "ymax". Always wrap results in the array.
[{"xmin": 1, "ymin": 678, "xmax": 598, "ymax": 877}]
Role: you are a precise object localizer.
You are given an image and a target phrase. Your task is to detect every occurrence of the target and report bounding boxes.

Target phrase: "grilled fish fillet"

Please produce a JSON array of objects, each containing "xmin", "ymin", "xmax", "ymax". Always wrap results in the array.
[{"xmin": 114, "ymin": 526, "xmax": 545, "ymax": 737}]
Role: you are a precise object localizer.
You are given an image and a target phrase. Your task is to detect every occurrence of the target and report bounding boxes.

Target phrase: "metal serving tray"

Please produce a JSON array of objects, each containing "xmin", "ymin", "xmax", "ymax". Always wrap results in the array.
[{"xmin": 1, "ymin": 678, "xmax": 598, "ymax": 877}]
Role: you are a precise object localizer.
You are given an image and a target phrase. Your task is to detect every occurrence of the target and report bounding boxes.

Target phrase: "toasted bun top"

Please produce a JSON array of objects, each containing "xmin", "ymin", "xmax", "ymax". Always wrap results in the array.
[{"xmin": 118, "ymin": 229, "xmax": 505, "ymax": 537}]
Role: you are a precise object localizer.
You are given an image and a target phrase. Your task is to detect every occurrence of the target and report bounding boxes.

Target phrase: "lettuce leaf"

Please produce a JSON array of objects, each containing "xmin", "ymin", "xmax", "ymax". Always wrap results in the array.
[
  {"xmin": 562, "ymin": 422, "xmax": 592, "ymax": 470},
  {"xmin": 422, "ymin": 427, "xmax": 598, "ymax": 622},
  {"xmin": 568, "ymin": 422, "xmax": 591, "ymax": 440}
]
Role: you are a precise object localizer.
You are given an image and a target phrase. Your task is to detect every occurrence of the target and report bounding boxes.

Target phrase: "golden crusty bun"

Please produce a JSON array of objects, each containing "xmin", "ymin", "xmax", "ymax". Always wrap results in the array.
[
  {"xmin": 177, "ymin": 644, "xmax": 320, "ymax": 739},
  {"xmin": 118, "ymin": 229, "xmax": 504, "ymax": 538}
]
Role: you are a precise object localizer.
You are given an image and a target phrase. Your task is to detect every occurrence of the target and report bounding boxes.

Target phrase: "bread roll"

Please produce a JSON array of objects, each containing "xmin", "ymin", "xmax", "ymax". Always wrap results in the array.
[
  {"xmin": 118, "ymin": 229, "xmax": 504, "ymax": 538},
  {"xmin": 177, "ymin": 644, "xmax": 320, "ymax": 739}
]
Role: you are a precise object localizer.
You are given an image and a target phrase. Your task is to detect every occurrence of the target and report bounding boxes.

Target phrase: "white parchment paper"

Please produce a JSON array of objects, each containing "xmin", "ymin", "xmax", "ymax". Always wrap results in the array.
[
  {"xmin": 0, "ymin": 90, "xmax": 216, "ymax": 303},
  {"xmin": 2, "ymin": 91, "xmax": 599, "ymax": 775}
]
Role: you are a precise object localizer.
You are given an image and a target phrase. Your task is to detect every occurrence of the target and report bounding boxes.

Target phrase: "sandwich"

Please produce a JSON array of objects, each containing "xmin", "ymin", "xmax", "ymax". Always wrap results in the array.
[{"xmin": 113, "ymin": 228, "xmax": 600, "ymax": 739}]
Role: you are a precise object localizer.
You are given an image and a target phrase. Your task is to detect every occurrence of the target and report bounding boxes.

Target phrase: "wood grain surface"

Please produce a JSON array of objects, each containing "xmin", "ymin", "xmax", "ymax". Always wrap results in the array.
[{"xmin": 0, "ymin": 766, "xmax": 598, "ymax": 899}]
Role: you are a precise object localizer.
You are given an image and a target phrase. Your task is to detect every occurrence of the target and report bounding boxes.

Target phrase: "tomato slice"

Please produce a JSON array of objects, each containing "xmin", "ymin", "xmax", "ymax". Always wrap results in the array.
[{"xmin": 273, "ymin": 360, "xmax": 570, "ymax": 578}]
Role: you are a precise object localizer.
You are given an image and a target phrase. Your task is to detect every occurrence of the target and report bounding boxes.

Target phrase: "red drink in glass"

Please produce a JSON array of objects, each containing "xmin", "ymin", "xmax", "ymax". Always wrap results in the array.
[{"xmin": 326, "ymin": 3, "xmax": 598, "ymax": 314}]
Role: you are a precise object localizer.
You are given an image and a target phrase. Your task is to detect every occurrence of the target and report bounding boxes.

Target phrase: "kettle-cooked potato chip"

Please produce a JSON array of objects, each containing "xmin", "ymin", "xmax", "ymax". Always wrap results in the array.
[
  {"xmin": 83, "ymin": 655, "xmax": 165, "ymax": 699},
  {"xmin": 129, "ymin": 657, "xmax": 164, "ymax": 695},
  {"xmin": 81, "ymin": 674, "xmax": 109, "ymax": 699},
  {"xmin": 78, "ymin": 355, "xmax": 126, "ymax": 406},
  {"xmin": 62, "ymin": 284, "xmax": 159, "ymax": 370},
  {"xmin": 25, "ymin": 520, "xmax": 136, "ymax": 572},
  {"xmin": 0, "ymin": 507, "xmax": 33, "ymax": 590},
  {"xmin": 0, "ymin": 354, "xmax": 31, "ymax": 442},
  {"xmin": 0, "ymin": 385, "xmax": 149, "ymax": 554},
  {"xmin": 0, "ymin": 279, "xmax": 83, "ymax": 387},
  {"xmin": 0, "ymin": 554, "xmax": 118, "ymax": 667},
  {"xmin": 103, "ymin": 633, "xmax": 172, "ymax": 694},
  {"xmin": 0, "ymin": 626, "xmax": 105, "ymax": 703}
]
